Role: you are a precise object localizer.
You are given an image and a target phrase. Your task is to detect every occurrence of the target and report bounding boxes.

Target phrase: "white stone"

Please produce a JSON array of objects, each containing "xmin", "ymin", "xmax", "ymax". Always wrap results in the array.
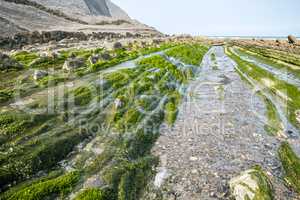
[
  {"xmin": 154, "ymin": 167, "xmax": 170, "ymax": 188},
  {"xmin": 229, "ymin": 169, "xmax": 259, "ymax": 200},
  {"xmin": 295, "ymin": 110, "xmax": 300, "ymax": 124},
  {"xmin": 189, "ymin": 156, "xmax": 198, "ymax": 161},
  {"xmin": 114, "ymin": 98, "xmax": 123, "ymax": 108}
]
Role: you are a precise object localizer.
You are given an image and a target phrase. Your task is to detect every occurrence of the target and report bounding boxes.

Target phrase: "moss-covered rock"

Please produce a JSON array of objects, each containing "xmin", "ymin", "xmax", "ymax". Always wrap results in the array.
[
  {"xmin": 72, "ymin": 86, "xmax": 92, "ymax": 106},
  {"xmin": 0, "ymin": 52, "xmax": 23, "ymax": 71},
  {"xmin": 6, "ymin": 171, "xmax": 80, "ymax": 200},
  {"xmin": 75, "ymin": 188, "xmax": 108, "ymax": 200},
  {"xmin": 0, "ymin": 89, "xmax": 14, "ymax": 103},
  {"xmin": 229, "ymin": 166, "xmax": 274, "ymax": 200},
  {"xmin": 165, "ymin": 44, "xmax": 208, "ymax": 65},
  {"xmin": 11, "ymin": 51, "xmax": 38, "ymax": 67},
  {"xmin": 278, "ymin": 142, "xmax": 300, "ymax": 193}
]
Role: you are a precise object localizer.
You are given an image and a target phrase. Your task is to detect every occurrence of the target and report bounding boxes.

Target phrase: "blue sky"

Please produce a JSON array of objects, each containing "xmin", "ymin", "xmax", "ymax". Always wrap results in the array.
[{"xmin": 112, "ymin": 0, "xmax": 300, "ymax": 36}]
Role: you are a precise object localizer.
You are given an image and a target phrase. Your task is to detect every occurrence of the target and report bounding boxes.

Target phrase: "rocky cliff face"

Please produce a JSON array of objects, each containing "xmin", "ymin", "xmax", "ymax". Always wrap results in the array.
[
  {"xmin": 84, "ymin": 0, "xmax": 111, "ymax": 16},
  {"xmin": 106, "ymin": 0, "xmax": 130, "ymax": 19},
  {"xmin": 31, "ymin": 0, "xmax": 126, "ymax": 19},
  {"xmin": 0, "ymin": 0, "xmax": 159, "ymax": 37}
]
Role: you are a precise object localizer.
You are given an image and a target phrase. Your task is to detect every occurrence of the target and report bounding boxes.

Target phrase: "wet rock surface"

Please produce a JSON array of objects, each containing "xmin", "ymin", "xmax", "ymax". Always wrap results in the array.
[
  {"xmin": 33, "ymin": 69, "xmax": 48, "ymax": 80},
  {"xmin": 0, "ymin": 52, "xmax": 23, "ymax": 71},
  {"xmin": 144, "ymin": 47, "xmax": 296, "ymax": 199},
  {"xmin": 63, "ymin": 56, "xmax": 85, "ymax": 71}
]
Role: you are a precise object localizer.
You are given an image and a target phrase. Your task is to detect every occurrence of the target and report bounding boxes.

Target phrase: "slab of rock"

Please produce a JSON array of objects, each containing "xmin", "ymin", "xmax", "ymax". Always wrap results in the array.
[{"xmin": 229, "ymin": 167, "xmax": 273, "ymax": 200}]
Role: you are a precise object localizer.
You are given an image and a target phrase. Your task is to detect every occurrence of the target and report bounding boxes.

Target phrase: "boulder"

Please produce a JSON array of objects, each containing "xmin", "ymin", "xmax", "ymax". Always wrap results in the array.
[
  {"xmin": 113, "ymin": 42, "xmax": 123, "ymax": 50},
  {"xmin": 229, "ymin": 167, "xmax": 273, "ymax": 200},
  {"xmin": 63, "ymin": 57, "xmax": 85, "ymax": 71},
  {"xmin": 288, "ymin": 35, "xmax": 297, "ymax": 44},
  {"xmin": 89, "ymin": 54, "xmax": 100, "ymax": 64},
  {"xmin": 100, "ymin": 52, "xmax": 111, "ymax": 61},
  {"xmin": 33, "ymin": 70, "xmax": 48, "ymax": 80},
  {"xmin": 0, "ymin": 52, "xmax": 23, "ymax": 71}
]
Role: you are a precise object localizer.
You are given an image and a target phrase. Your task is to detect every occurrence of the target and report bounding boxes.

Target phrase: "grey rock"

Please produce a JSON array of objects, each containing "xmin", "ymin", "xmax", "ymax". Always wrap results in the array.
[
  {"xmin": 100, "ymin": 52, "xmax": 111, "ymax": 61},
  {"xmin": 89, "ymin": 54, "xmax": 100, "ymax": 64},
  {"xmin": 33, "ymin": 70, "xmax": 48, "ymax": 80},
  {"xmin": 63, "ymin": 57, "xmax": 85, "ymax": 70},
  {"xmin": 0, "ymin": 52, "xmax": 23, "ymax": 71},
  {"xmin": 113, "ymin": 41, "xmax": 123, "ymax": 50}
]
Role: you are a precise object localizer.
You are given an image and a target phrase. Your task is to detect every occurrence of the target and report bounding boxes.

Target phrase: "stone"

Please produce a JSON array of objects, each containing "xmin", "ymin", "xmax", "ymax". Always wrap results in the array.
[
  {"xmin": 229, "ymin": 167, "xmax": 273, "ymax": 200},
  {"xmin": 33, "ymin": 70, "xmax": 48, "ymax": 80},
  {"xmin": 288, "ymin": 35, "xmax": 297, "ymax": 44},
  {"xmin": 100, "ymin": 52, "xmax": 111, "ymax": 61},
  {"xmin": 89, "ymin": 54, "xmax": 100, "ymax": 64},
  {"xmin": 40, "ymin": 51, "xmax": 49, "ymax": 58},
  {"xmin": 63, "ymin": 57, "xmax": 85, "ymax": 71},
  {"xmin": 0, "ymin": 52, "xmax": 23, "ymax": 71},
  {"xmin": 83, "ymin": 175, "xmax": 104, "ymax": 188},
  {"xmin": 154, "ymin": 167, "xmax": 170, "ymax": 188},
  {"xmin": 113, "ymin": 41, "xmax": 123, "ymax": 50},
  {"xmin": 295, "ymin": 110, "xmax": 300, "ymax": 124},
  {"xmin": 189, "ymin": 156, "xmax": 198, "ymax": 161},
  {"xmin": 50, "ymin": 51, "xmax": 59, "ymax": 59},
  {"xmin": 114, "ymin": 98, "xmax": 123, "ymax": 108}
]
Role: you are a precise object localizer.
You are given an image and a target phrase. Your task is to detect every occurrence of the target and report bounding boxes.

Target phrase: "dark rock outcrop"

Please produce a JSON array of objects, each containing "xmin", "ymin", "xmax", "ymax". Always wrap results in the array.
[
  {"xmin": 288, "ymin": 35, "xmax": 297, "ymax": 44},
  {"xmin": 89, "ymin": 54, "xmax": 100, "ymax": 64},
  {"xmin": 113, "ymin": 41, "xmax": 123, "ymax": 50},
  {"xmin": 0, "ymin": 52, "xmax": 23, "ymax": 71},
  {"xmin": 0, "ymin": 31, "xmax": 143, "ymax": 50}
]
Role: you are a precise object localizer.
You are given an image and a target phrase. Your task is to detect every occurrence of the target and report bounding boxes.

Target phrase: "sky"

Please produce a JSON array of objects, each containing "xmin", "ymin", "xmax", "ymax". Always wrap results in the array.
[{"xmin": 112, "ymin": 0, "xmax": 300, "ymax": 37}]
